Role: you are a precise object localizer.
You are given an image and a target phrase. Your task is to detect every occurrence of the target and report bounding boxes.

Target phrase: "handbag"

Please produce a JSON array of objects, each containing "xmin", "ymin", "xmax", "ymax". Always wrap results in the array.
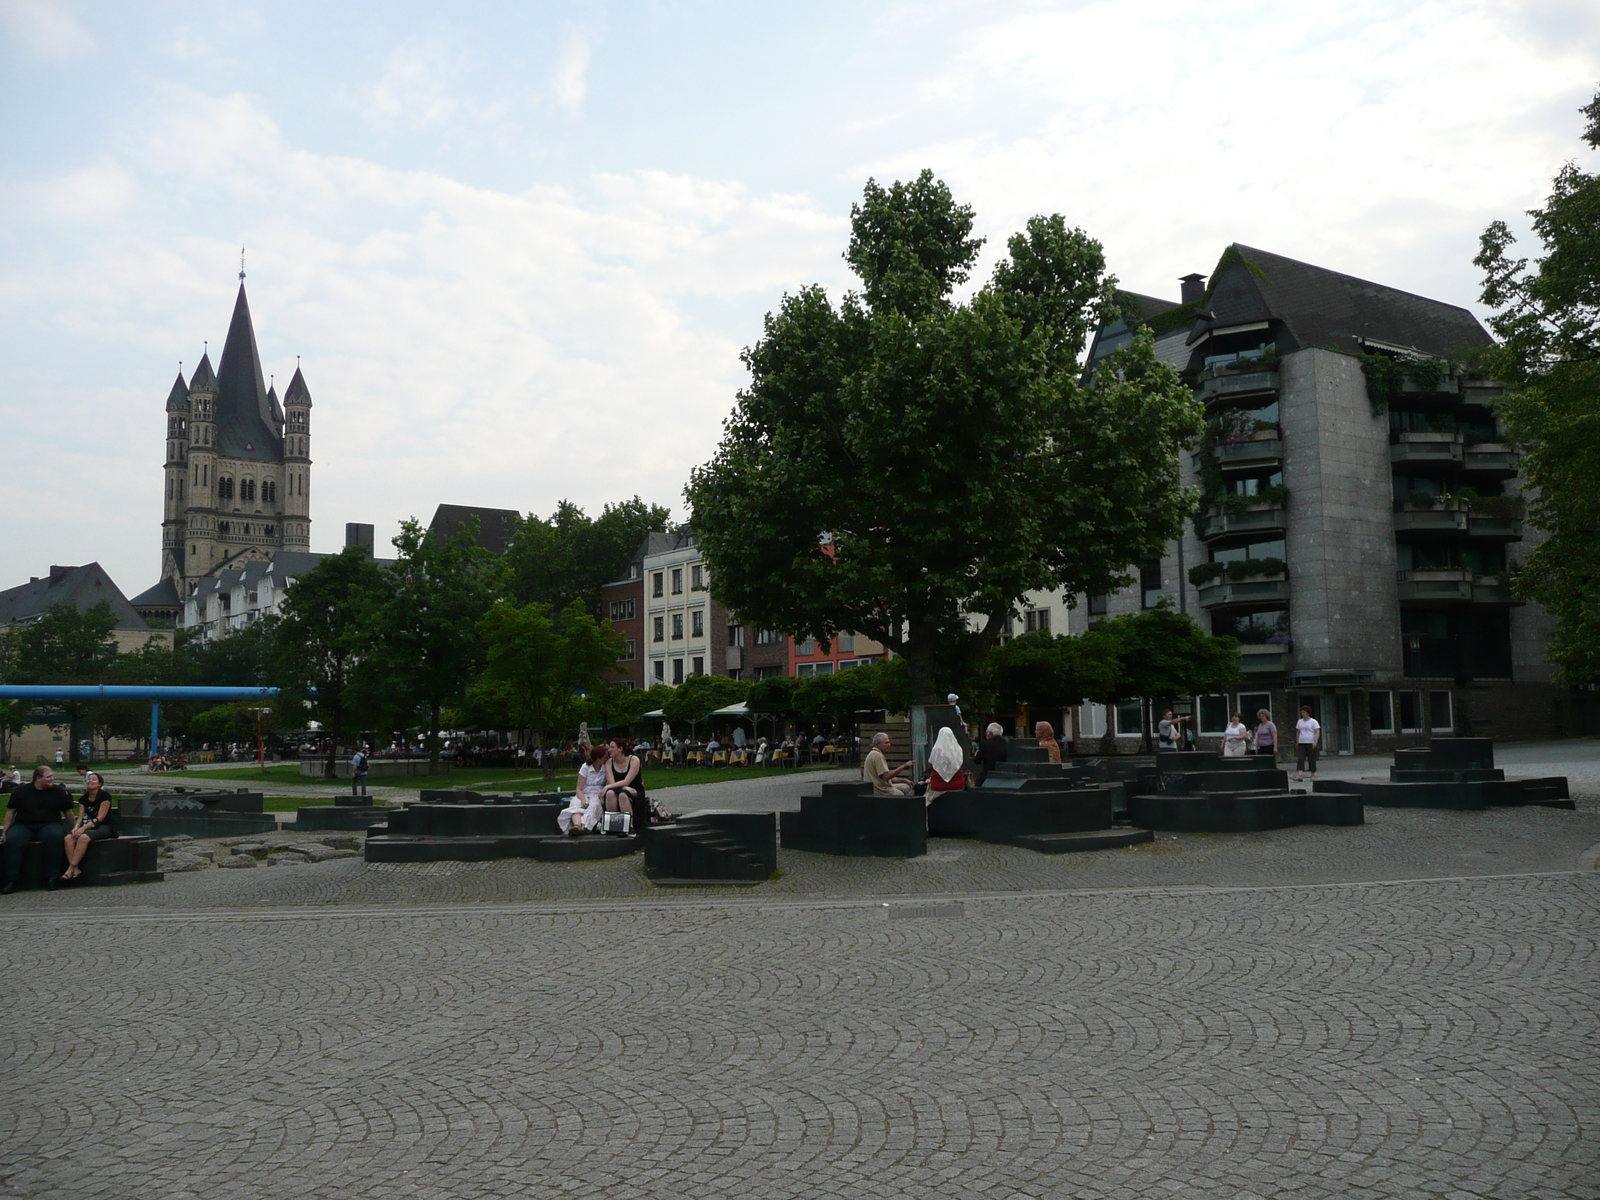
[{"xmin": 602, "ymin": 811, "xmax": 633, "ymax": 836}]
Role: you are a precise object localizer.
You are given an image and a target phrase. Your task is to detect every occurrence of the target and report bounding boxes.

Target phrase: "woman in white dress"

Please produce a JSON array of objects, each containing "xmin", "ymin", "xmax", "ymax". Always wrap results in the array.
[
  {"xmin": 1222, "ymin": 713, "xmax": 1249, "ymax": 757},
  {"xmin": 559, "ymin": 746, "xmax": 607, "ymax": 834}
]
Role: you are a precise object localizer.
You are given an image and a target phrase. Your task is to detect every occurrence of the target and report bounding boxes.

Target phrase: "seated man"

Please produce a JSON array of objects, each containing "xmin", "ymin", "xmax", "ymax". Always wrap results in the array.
[
  {"xmin": 976, "ymin": 723, "xmax": 1008, "ymax": 785},
  {"xmin": 862, "ymin": 732, "xmax": 914, "ymax": 797},
  {"xmin": 2, "ymin": 765, "xmax": 73, "ymax": 893}
]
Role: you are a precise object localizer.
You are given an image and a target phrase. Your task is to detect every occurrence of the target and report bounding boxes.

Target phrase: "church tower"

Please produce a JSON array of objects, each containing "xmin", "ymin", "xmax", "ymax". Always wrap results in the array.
[{"xmin": 145, "ymin": 274, "xmax": 310, "ymax": 600}]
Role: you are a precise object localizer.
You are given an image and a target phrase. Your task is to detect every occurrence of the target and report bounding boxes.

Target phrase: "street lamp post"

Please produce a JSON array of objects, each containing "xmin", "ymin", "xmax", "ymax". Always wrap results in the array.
[{"xmin": 250, "ymin": 707, "xmax": 274, "ymax": 772}]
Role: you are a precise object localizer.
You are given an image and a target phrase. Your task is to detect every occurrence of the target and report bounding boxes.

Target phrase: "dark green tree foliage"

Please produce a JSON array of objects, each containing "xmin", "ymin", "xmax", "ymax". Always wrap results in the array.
[
  {"xmin": 475, "ymin": 598, "xmax": 621, "ymax": 780},
  {"xmin": 506, "ymin": 497, "xmax": 671, "ymax": 611},
  {"xmin": 268, "ymin": 547, "xmax": 385, "ymax": 777},
  {"xmin": 687, "ymin": 171, "xmax": 1204, "ymax": 701},
  {"xmin": 1475, "ymin": 89, "xmax": 1600, "ymax": 685},
  {"xmin": 980, "ymin": 630, "xmax": 1119, "ymax": 714},
  {"xmin": 373, "ymin": 519, "xmax": 502, "ymax": 774},
  {"xmin": 0, "ymin": 701, "xmax": 27, "ymax": 762},
  {"xmin": 1095, "ymin": 607, "xmax": 1240, "ymax": 751},
  {"xmin": 662, "ymin": 673, "xmax": 749, "ymax": 738},
  {"xmin": 0, "ymin": 601, "xmax": 120, "ymax": 757}
]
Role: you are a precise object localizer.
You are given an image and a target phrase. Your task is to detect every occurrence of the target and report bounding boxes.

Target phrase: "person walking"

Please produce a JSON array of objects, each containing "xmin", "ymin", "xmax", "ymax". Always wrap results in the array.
[
  {"xmin": 1253, "ymin": 710, "xmax": 1278, "ymax": 761},
  {"xmin": 61, "ymin": 770, "xmax": 116, "ymax": 882},
  {"xmin": 2, "ymin": 766, "xmax": 74, "ymax": 892},
  {"xmin": 1223, "ymin": 713, "xmax": 1249, "ymax": 757},
  {"xmin": 1294, "ymin": 706, "xmax": 1321, "ymax": 781},
  {"xmin": 350, "ymin": 746, "xmax": 370, "ymax": 798}
]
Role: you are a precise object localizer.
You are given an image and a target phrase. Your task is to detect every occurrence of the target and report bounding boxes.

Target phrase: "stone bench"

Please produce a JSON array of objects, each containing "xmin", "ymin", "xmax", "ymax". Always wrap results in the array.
[
  {"xmin": 1128, "ymin": 790, "xmax": 1363, "ymax": 833},
  {"xmin": 364, "ymin": 791, "xmax": 641, "ymax": 863},
  {"xmin": 781, "ymin": 783, "xmax": 926, "ymax": 858},
  {"xmin": 4, "ymin": 836, "xmax": 163, "ymax": 890},
  {"xmin": 645, "ymin": 812, "xmax": 776, "ymax": 883}
]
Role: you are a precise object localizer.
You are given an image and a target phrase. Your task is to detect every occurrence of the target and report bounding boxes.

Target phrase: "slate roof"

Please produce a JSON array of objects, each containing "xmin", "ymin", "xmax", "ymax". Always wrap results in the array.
[
  {"xmin": 1199, "ymin": 245, "xmax": 1493, "ymax": 358},
  {"xmin": 1085, "ymin": 291, "xmax": 1183, "ymax": 370},
  {"xmin": 129, "ymin": 577, "xmax": 181, "ymax": 610},
  {"xmin": 428, "ymin": 505, "xmax": 521, "ymax": 556},
  {"xmin": 0, "ymin": 564, "xmax": 151, "ymax": 631},
  {"xmin": 267, "ymin": 383, "xmax": 284, "ymax": 428},
  {"xmin": 283, "ymin": 365, "xmax": 312, "ymax": 407},
  {"xmin": 186, "ymin": 550, "xmax": 397, "ymax": 607},
  {"xmin": 189, "ymin": 352, "xmax": 216, "ymax": 391},
  {"xmin": 213, "ymin": 284, "xmax": 284, "ymax": 464},
  {"xmin": 164, "ymin": 371, "xmax": 190, "ymax": 413}
]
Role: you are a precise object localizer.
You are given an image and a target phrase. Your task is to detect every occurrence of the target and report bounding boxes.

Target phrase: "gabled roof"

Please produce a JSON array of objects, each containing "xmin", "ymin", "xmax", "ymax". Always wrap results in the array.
[
  {"xmin": 214, "ymin": 283, "xmax": 284, "ymax": 464},
  {"xmin": 283, "ymin": 365, "xmax": 312, "ymax": 407},
  {"xmin": 0, "ymin": 564, "xmax": 150, "ymax": 631},
  {"xmin": 1085, "ymin": 291, "xmax": 1184, "ymax": 371},
  {"xmin": 130, "ymin": 577, "xmax": 182, "ymax": 610},
  {"xmin": 429, "ymin": 504, "xmax": 521, "ymax": 555},
  {"xmin": 1199, "ymin": 244, "xmax": 1493, "ymax": 358},
  {"xmin": 189, "ymin": 351, "xmax": 216, "ymax": 392},
  {"xmin": 165, "ymin": 371, "xmax": 190, "ymax": 413}
]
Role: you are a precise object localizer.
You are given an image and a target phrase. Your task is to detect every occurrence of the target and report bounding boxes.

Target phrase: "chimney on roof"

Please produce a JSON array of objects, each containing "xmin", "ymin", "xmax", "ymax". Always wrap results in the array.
[
  {"xmin": 345, "ymin": 523, "xmax": 375, "ymax": 557},
  {"xmin": 1180, "ymin": 273, "xmax": 1206, "ymax": 306}
]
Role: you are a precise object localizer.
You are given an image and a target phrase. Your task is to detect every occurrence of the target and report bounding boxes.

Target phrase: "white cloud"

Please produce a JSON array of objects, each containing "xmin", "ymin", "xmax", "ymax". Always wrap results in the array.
[
  {"xmin": 365, "ymin": 37, "xmax": 464, "ymax": 131},
  {"xmin": 551, "ymin": 26, "xmax": 590, "ymax": 113},
  {"xmin": 0, "ymin": 0, "xmax": 93, "ymax": 60},
  {"xmin": 0, "ymin": 161, "xmax": 136, "ymax": 223}
]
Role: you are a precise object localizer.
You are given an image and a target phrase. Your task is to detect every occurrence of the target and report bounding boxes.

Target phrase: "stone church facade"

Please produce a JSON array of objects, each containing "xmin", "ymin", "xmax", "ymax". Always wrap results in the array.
[{"xmin": 132, "ymin": 280, "xmax": 312, "ymax": 621}]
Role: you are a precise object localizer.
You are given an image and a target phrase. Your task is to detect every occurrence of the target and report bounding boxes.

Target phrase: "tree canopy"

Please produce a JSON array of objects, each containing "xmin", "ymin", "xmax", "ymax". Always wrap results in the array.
[
  {"xmin": 505, "ymin": 497, "xmax": 671, "ymax": 611},
  {"xmin": 686, "ymin": 170, "xmax": 1203, "ymax": 701},
  {"xmin": 1475, "ymin": 89, "xmax": 1600, "ymax": 685}
]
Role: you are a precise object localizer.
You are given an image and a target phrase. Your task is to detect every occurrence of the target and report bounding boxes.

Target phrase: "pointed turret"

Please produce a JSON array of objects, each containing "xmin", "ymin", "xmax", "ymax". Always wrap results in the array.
[
  {"xmin": 189, "ymin": 351, "xmax": 216, "ymax": 392},
  {"xmin": 214, "ymin": 282, "xmax": 284, "ymax": 462},
  {"xmin": 283, "ymin": 365, "xmax": 312, "ymax": 408},
  {"xmin": 165, "ymin": 371, "xmax": 190, "ymax": 412},
  {"xmin": 267, "ymin": 382, "xmax": 284, "ymax": 428}
]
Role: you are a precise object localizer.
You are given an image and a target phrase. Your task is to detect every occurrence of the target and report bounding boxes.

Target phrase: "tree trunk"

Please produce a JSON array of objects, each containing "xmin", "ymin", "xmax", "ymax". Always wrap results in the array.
[
  {"xmin": 1140, "ymin": 697, "xmax": 1154, "ymax": 754},
  {"xmin": 903, "ymin": 620, "xmax": 939, "ymax": 706},
  {"xmin": 428, "ymin": 698, "xmax": 442, "ymax": 775},
  {"xmin": 324, "ymin": 695, "xmax": 340, "ymax": 780}
]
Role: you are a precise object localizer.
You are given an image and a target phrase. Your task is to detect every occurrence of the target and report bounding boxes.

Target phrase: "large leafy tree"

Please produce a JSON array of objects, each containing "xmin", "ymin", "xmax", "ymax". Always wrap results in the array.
[
  {"xmin": 0, "ymin": 601, "xmax": 119, "ymax": 759},
  {"xmin": 981, "ymin": 630, "xmax": 1120, "ymax": 716},
  {"xmin": 687, "ymin": 171, "xmax": 1203, "ymax": 702},
  {"xmin": 268, "ymin": 548, "xmax": 386, "ymax": 777},
  {"xmin": 1093, "ymin": 608, "xmax": 1240, "ymax": 752},
  {"xmin": 661, "ymin": 673, "xmax": 749, "ymax": 740},
  {"xmin": 1474, "ymin": 89, "xmax": 1600, "ymax": 685},
  {"xmin": 372, "ymin": 519, "xmax": 502, "ymax": 773},
  {"xmin": 506, "ymin": 497, "xmax": 671, "ymax": 611}
]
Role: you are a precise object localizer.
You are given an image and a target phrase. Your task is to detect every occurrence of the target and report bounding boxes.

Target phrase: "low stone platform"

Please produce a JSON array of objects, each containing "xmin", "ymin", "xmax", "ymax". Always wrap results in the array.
[
  {"xmin": 1322, "ymin": 738, "xmax": 1572, "ymax": 810},
  {"xmin": 1129, "ymin": 789, "xmax": 1364, "ymax": 833},
  {"xmin": 781, "ymin": 783, "xmax": 926, "ymax": 858},
  {"xmin": 363, "ymin": 790, "xmax": 642, "ymax": 863},
  {"xmin": 365, "ymin": 832, "xmax": 638, "ymax": 863},
  {"xmin": 295, "ymin": 801, "xmax": 401, "ymax": 831},
  {"xmin": 1010, "ymin": 828, "xmax": 1154, "ymax": 853},
  {"xmin": 928, "ymin": 785, "xmax": 1120, "ymax": 843},
  {"xmin": 118, "ymin": 787, "xmax": 278, "ymax": 840},
  {"xmin": 5, "ymin": 835, "xmax": 163, "ymax": 889},
  {"xmin": 645, "ymin": 811, "xmax": 776, "ymax": 883}
]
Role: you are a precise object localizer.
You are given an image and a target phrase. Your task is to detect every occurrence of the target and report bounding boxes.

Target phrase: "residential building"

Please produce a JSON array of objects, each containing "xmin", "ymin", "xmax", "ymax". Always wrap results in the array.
[
  {"xmin": 0, "ymin": 564, "xmax": 171, "ymax": 654},
  {"xmin": 428, "ymin": 504, "xmax": 520, "ymax": 555},
  {"xmin": 1050, "ymin": 245, "xmax": 1569, "ymax": 751},
  {"xmin": 790, "ymin": 631, "xmax": 888, "ymax": 678},
  {"xmin": 600, "ymin": 547, "xmax": 648, "ymax": 691},
  {"xmin": 132, "ymin": 275, "xmax": 313, "ymax": 615}
]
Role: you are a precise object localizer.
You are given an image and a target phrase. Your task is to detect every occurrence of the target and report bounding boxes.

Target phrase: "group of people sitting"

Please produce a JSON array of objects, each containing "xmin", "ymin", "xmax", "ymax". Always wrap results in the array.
[
  {"xmin": 557, "ymin": 738, "xmax": 650, "ymax": 836},
  {"xmin": 1, "ymin": 766, "xmax": 117, "ymax": 892}
]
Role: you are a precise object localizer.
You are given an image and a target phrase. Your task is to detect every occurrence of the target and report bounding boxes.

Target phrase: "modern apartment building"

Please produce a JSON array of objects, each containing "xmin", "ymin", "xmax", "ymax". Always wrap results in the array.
[
  {"xmin": 791, "ymin": 632, "xmax": 888, "ymax": 678},
  {"xmin": 1030, "ymin": 246, "xmax": 1569, "ymax": 751}
]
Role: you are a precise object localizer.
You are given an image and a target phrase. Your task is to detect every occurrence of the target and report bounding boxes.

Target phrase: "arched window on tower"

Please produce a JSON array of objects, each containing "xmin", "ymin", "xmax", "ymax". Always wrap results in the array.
[
  {"xmin": 218, "ymin": 476, "xmax": 233, "ymax": 500},
  {"xmin": 262, "ymin": 480, "xmax": 277, "ymax": 504},
  {"xmin": 241, "ymin": 479, "xmax": 256, "ymax": 503}
]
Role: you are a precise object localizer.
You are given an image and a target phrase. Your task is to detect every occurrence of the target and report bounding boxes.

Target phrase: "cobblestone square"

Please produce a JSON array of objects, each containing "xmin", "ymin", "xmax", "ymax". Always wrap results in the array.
[{"xmin": 2, "ymin": 795, "xmax": 1598, "ymax": 1198}]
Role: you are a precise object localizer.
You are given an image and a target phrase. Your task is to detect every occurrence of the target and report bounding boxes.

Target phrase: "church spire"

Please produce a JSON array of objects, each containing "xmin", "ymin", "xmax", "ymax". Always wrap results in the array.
[{"xmin": 213, "ymin": 280, "xmax": 283, "ymax": 462}]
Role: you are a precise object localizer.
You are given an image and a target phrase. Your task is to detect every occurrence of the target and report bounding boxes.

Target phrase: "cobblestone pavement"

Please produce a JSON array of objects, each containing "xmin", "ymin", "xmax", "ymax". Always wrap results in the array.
[{"xmin": 2, "ymin": 871, "xmax": 1596, "ymax": 1199}]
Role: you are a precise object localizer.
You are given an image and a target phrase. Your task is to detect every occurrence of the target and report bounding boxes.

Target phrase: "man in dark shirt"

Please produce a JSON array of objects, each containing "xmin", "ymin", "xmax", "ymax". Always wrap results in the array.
[
  {"xmin": 2, "ymin": 766, "xmax": 74, "ymax": 892},
  {"xmin": 976, "ymin": 722, "xmax": 1009, "ymax": 785}
]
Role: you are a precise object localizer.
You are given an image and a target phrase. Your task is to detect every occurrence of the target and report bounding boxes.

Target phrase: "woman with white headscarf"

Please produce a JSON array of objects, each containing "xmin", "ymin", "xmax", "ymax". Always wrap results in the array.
[{"xmin": 926, "ymin": 726, "xmax": 967, "ymax": 798}]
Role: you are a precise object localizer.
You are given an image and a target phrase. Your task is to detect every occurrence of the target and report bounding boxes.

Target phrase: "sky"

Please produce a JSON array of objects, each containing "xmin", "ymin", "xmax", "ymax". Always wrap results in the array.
[{"xmin": 1, "ymin": 0, "xmax": 1596, "ymax": 598}]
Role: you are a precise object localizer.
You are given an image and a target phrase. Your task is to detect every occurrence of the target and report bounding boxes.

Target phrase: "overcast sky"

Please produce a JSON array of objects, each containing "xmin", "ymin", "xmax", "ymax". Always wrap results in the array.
[{"xmin": 1, "ymin": 0, "xmax": 1596, "ymax": 598}]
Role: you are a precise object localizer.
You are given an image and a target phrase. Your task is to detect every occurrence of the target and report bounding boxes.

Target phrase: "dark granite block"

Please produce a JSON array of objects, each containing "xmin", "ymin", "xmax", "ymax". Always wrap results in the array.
[
  {"xmin": 3, "ymin": 836, "xmax": 163, "ymax": 889},
  {"xmin": 645, "ymin": 811, "xmax": 776, "ymax": 881},
  {"xmin": 781, "ymin": 792, "xmax": 926, "ymax": 858},
  {"xmin": 927, "ymin": 786, "xmax": 1116, "ymax": 842},
  {"xmin": 295, "ymin": 805, "xmax": 398, "ymax": 831}
]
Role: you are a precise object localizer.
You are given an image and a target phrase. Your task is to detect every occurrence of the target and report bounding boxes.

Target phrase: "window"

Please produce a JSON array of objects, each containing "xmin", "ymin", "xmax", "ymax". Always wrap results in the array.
[
  {"xmin": 620, "ymin": 640, "xmax": 636, "ymax": 661},
  {"xmin": 1367, "ymin": 691, "xmax": 1394, "ymax": 733},
  {"xmin": 671, "ymin": 614, "xmax": 683, "ymax": 640},
  {"xmin": 652, "ymin": 572, "xmax": 664, "ymax": 598},
  {"xmin": 1114, "ymin": 700, "xmax": 1143, "ymax": 736},
  {"xmin": 653, "ymin": 660, "xmax": 665, "ymax": 682},
  {"xmin": 1198, "ymin": 695, "xmax": 1230, "ymax": 734},
  {"xmin": 1429, "ymin": 690, "xmax": 1453, "ymax": 732},
  {"xmin": 1024, "ymin": 609, "xmax": 1051, "ymax": 633},
  {"xmin": 1211, "ymin": 609, "xmax": 1290, "ymax": 643},
  {"xmin": 798, "ymin": 637, "xmax": 817, "ymax": 655},
  {"xmin": 1088, "ymin": 594, "xmax": 1108, "ymax": 616},
  {"xmin": 728, "ymin": 625, "xmax": 745, "ymax": 647},
  {"xmin": 1210, "ymin": 538, "xmax": 1285, "ymax": 565},
  {"xmin": 262, "ymin": 480, "xmax": 277, "ymax": 504},
  {"xmin": 797, "ymin": 661, "xmax": 835, "ymax": 679},
  {"xmin": 1078, "ymin": 703, "xmax": 1107, "ymax": 739},
  {"xmin": 754, "ymin": 665, "xmax": 782, "ymax": 680},
  {"xmin": 1237, "ymin": 693, "xmax": 1272, "ymax": 729},
  {"xmin": 1399, "ymin": 690, "xmax": 1424, "ymax": 733},
  {"xmin": 609, "ymin": 599, "xmax": 636, "ymax": 621},
  {"xmin": 691, "ymin": 564, "xmax": 704, "ymax": 590},
  {"xmin": 672, "ymin": 659, "xmax": 684, "ymax": 685},
  {"xmin": 241, "ymin": 479, "xmax": 255, "ymax": 502},
  {"xmin": 727, "ymin": 669, "xmax": 742, "ymax": 681},
  {"xmin": 671, "ymin": 568, "xmax": 683, "ymax": 595},
  {"xmin": 691, "ymin": 610, "xmax": 705, "ymax": 638},
  {"xmin": 1140, "ymin": 558, "xmax": 1165, "ymax": 609},
  {"xmin": 218, "ymin": 477, "xmax": 234, "ymax": 499},
  {"xmin": 691, "ymin": 656, "xmax": 704, "ymax": 676},
  {"xmin": 755, "ymin": 628, "xmax": 781, "ymax": 645},
  {"xmin": 653, "ymin": 616, "xmax": 665, "ymax": 643}
]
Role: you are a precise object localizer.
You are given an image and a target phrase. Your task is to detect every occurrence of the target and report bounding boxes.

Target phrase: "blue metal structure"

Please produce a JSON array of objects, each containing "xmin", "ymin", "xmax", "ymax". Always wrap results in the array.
[{"xmin": 0, "ymin": 685, "xmax": 280, "ymax": 756}]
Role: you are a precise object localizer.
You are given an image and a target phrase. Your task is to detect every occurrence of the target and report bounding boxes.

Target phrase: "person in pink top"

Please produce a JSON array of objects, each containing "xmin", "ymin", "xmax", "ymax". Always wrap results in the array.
[{"xmin": 1252, "ymin": 710, "xmax": 1278, "ymax": 761}]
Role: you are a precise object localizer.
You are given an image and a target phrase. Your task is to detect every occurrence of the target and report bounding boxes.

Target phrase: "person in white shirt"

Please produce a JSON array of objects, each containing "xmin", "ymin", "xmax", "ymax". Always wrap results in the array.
[
  {"xmin": 559, "ymin": 746, "xmax": 607, "ymax": 834},
  {"xmin": 1223, "ymin": 713, "xmax": 1249, "ymax": 757},
  {"xmin": 1294, "ymin": 706, "xmax": 1322, "ymax": 780}
]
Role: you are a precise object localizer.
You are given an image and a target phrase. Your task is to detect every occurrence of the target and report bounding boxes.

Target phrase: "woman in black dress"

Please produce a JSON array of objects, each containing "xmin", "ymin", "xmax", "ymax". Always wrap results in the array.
[
  {"xmin": 601, "ymin": 737, "xmax": 644, "ymax": 828},
  {"xmin": 62, "ymin": 770, "xmax": 115, "ymax": 882}
]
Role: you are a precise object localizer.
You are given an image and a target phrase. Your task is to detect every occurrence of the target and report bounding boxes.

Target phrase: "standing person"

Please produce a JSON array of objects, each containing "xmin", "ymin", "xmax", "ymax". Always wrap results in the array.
[
  {"xmin": 1157, "ymin": 711, "xmax": 1182, "ymax": 751},
  {"xmin": 601, "ymin": 737, "xmax": 644, "ymax": 827},
  {"xmin": 1034, "ymin": 721, "xmax": 1062, "ymax": 764},
  {"xmin": 2, "ymin": 766, "xmax": 73, "ymax": 893},
  {"xmin": 976, "ymin": 723, "xmax": 1008, "ymax": 785},
  {"xmin": 862, "ymin": 732, "xmax": 914, "ymax": 797},
  {"xmin": 1253, "ymin": 710, "xmax": 1278, "ymax": 761},
  {"xmin": 1223, "ymin": 713, "xmax": 1249, "ymax": 758},
  {"xmin": 61, "ymin": 770, "xmax": 116, "ymax": 882},
  {"xmin": 349, "ymin": 746, "xmax": 370, "ymax": 798},
  {"xmin": 1294, "ymin": 706, "xmax": 1322, "ymax": 781}
]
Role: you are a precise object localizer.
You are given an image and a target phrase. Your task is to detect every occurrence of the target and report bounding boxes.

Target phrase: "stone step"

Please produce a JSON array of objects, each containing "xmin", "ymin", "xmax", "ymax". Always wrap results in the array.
[{"xmin": 1009, "ymin": 828, "xmax": 1154, "ymax": 854}]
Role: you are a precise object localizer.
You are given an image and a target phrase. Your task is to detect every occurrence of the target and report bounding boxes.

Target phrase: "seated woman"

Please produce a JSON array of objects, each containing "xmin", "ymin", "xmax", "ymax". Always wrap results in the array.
[
  {"xmin": 62, "ymin": 770, "xmax": 115, "ymax": 882},
  {"xmin": 601, "ymin": 737, "xmax": 645, "ymax": 828},
  {"xmin": 1034, "ymin": 721, "xmax": 1062, "ymax": 764},
  {"xmin": 559, "ymin": 747, "xmax": 607, "ymax": 835},
  {"xmin": 925, "ymin": 727, "xmax": 967, "ymax": 799}
]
